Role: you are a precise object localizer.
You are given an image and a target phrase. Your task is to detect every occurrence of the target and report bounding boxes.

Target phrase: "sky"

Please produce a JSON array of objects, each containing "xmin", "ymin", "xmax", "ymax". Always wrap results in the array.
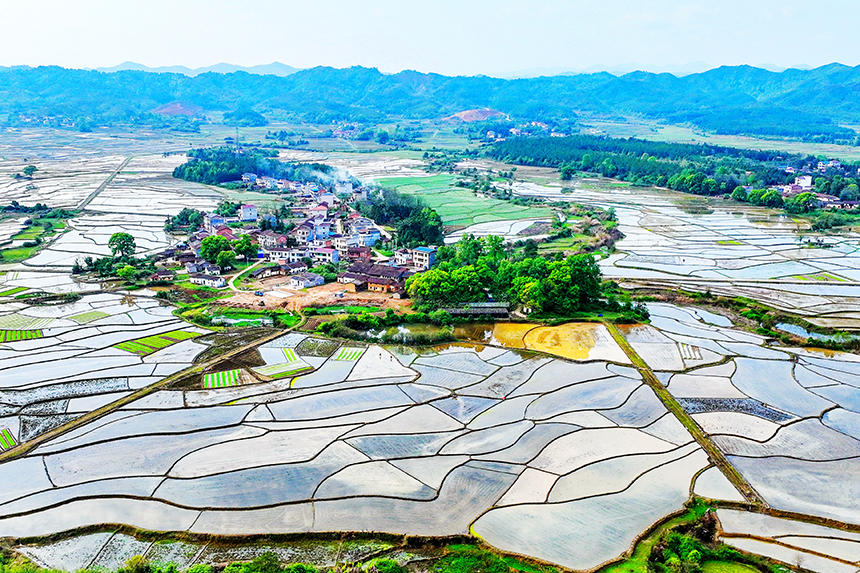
[{"xmin": 1, "ymin": 0, "xmax": 859, "ymax": 77}]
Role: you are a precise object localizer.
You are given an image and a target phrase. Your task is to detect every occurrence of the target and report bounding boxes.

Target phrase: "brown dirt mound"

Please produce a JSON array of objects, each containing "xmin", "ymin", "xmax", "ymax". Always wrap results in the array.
[
  {"xmin": 152, "ymin": 102, "xmax": 203, "ymax": 116},
  {"xmin": 444, "ymin": 109, "xmax": 505, "ymax": 122}
]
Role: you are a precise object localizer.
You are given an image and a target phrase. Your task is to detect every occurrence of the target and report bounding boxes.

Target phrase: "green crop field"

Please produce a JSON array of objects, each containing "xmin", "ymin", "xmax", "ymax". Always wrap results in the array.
[
  {"xmin": 253, "ymin": 362, "xmax": 313, "ymax": 379},
  {"xmin": 0, "ymin": 330, "xmax": 42, "ymax": 342},
  {"xmin": 283, "ymin": 348, "xmax": 298, "ymax": 362},
  {"xmin": 0, "ymin": 428, "xmax": 17, "ymax": 450},
  {"xmin": 114, "ymin": 330, "xmax": 200, "ymax": 355},
  {"xmin": 335, "ymin": 348, "xmax": 364, "ymax": 361},
  {"xmin": 380, "ymin": 175, "xmax": 553, "ymax": 228},
  {"xmin": 203, "ymin": 369, "xmax": 241, "ymax": 389},
  {"xmin": 0, "ymin": 314, "xmax": 53, "ymax": 330},
  {"xmin": 0, "ymin": 287, "xmax": 27, "ymax": 296},
  {"xmin": 69, "ymin": 311, "xmax": 111, "ymax": 324}
]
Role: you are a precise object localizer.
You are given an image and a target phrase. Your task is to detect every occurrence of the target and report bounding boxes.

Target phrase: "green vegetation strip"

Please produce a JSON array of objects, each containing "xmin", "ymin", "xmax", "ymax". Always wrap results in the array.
[
  {"xmin": 0, "ymin": 330, "xmax": 42, "ymax": 343},
  {"xmin": 0, "ymin": 286, "xmax": 26, "ymax": 296},
  {"xmin": 335, "ymin": 348, "xmax": 364, "ymax": 361},
  {"xmin": 283, "ymin": 348, "xmax": 298, "ymax": 362},
  {"xmin": 69, "ymin": 310, "xmax": 110, "ymax": 324},
  {"xmin": 254, "ymin": 363, "xmax": 313, "ymax": 379},
  {"xmin": 203, "ymin": 369, "xmax": 241, "ymax": 389},
  {"xmin": 604, "ymin": 322, "xmax": 766, "ymax": 506},
  {"xmin": 0, "ymin": 428, "xmax": 16, "ymax": 450},
  {"xmin": 114, "ymin": 329, "xmax": 200, "ymax": 355}
]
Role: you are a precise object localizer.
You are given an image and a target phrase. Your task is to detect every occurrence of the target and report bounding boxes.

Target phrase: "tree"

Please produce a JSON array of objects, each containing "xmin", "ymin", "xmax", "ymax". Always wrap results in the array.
[
  {"xmin": 216, "ymin": 249, "xmax": 237, "ymax": 270},
  {"xmin": 559, "ymin": 164, "xmax": 575, "ymax": 180},
  {"xmin": 376, "ymin": 130, "xmax": 391, "ymax": 144},
  {"xmin": 841, "ymin": 183, "xmax": 860, "ymax": 201},
  {"xmin": 108, "ymin": 232, "xmax": 136, "ymax": 257},
  {"xmin": 214, "ymin": 201, "xmax": 240, "ymax": 217},
  {"xmin": 200, "ymin": 235, "xmax": 232, "ymax": 262},
  {"xmin": 116, "ymin": 265, "xmax": 137, "ymax": 280},
  {"xmin": 22, "ymin": 165, "xmax": 38, "ymax": 177},
  {"xmin": 730, "ymin": 187, "xmax": 748, "ymax": 202},
  {"xmin": 232, "ymin": 235, "xmax": 258, "ymax": 260}
]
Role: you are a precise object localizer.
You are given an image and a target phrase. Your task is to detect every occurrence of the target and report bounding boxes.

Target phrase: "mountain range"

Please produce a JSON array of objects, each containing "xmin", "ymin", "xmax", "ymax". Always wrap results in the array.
[
  {"xmin": 92, "ymin": 61, "xmax": 300, "ymax": 77},
  {"xmin": 1, "ymin": 63, "xmax": 858, "ymax": 143}
]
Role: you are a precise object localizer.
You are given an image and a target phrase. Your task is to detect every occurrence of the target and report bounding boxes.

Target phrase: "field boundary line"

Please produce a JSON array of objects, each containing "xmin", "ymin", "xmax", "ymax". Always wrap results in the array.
[{"xmin": 604, "ymin": 321, "xmax": 768, "ymax": 508}]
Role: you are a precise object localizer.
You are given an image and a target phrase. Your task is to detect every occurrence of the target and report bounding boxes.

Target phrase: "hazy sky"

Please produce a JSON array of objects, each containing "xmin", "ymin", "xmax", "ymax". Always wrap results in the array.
[{"xmin": 2, "ymin": 0, "xmax": 858, "ymax": 76}]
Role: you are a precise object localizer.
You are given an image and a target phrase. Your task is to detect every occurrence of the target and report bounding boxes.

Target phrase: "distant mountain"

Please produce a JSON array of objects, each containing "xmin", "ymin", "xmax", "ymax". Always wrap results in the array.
[
  {"xmin": 1, "ymin": 63, "xmax": 859, "ymax": 143},
  {"xmin": 93, "ymin": 61, "xmax": 300, "ymax": 77},
  {"xmin": 500, "ymin": 61, "xmax": 714, "ymax": 78}
]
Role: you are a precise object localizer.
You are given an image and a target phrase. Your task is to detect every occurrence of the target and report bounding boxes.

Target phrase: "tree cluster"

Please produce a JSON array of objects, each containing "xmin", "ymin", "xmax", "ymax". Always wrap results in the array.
[
  {"xmin": 406, "ymin": 234, "xmax": 646, "ymax": 319},
  {"xmin": 172, "ymin": 147, "xmax": 341, "ymax": 186}
]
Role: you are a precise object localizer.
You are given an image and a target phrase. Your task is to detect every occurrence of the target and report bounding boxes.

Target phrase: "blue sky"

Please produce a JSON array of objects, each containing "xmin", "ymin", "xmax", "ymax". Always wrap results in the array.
[{"xmin": 2, "ymin": 0, "xmax": 858, "ymax": 76}]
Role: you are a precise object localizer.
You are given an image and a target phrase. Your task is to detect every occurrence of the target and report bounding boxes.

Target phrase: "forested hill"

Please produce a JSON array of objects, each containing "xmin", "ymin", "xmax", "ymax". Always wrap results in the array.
[{"xmin": 2, "ymin": 63, "xmax": 860, "ymax": 142}]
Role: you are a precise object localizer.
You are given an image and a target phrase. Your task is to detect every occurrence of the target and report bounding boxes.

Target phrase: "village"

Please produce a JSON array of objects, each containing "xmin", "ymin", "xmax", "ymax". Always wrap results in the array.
[{"xmin": 150, "ymin": 173, "xmax": 438, "ymax": 313}]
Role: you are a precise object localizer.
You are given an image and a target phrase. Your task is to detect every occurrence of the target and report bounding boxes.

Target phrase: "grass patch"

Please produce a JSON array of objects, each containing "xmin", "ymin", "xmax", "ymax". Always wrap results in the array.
[
  {"xmin": 701, "ymin": 562, "xmax": 761, "ymax": 573},
  {"xmin": 0, "ymin": 246, "xmax": 40, "ymax": 263},
  {"xmin": 311, "ymin": 305, "xmax": 378, "ymax": 315},
  {"xmin": 380, "ymin": 175, "xmax": 553, "ymax": 227},
  {"xmin": 68, "ymin": 310, "xmax": 110, "ymax": 324},
  {"xmin": 203, "ymin": 369, "xmax": 241, "ymax": 389},
  {"xmin": 0, "ymin": 287, "xmax": 26, "ymax": 296},
  {"xmin": 114, "ymin": 330, "xmax": 200, "ymax": 355},
  {"xmin": 0, "ymin": 330, "xmax": 42, "ymax": 342},
  {"xmin": 335, "ymin": 347, "xmax": 364, "ymax": 361},
  {"xmin": 0, "ymin": 428, "xmax": 17, "ymax": 450}
]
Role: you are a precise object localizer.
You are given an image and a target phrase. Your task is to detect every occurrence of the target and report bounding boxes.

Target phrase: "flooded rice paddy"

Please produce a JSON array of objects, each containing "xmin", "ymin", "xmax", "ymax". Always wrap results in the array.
[{"xmin": 1, "ymin": 137, "xmax": 860, "ymax": 572}]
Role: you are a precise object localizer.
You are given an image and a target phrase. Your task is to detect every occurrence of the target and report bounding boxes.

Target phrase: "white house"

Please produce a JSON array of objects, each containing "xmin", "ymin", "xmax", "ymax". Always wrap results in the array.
[
  {"xmin": 394, "ymin": 248, "xmax": 413, "ymax": 266},
  {"xmin": 240, "ymin": 204, "xmax": 258, "ymax": 221},
  {"xmin": 796, "ymin": 175, "xmax": 814, "ymax": 190},
  {"xmin": 190, "ymin": 274, "xmax": 226, "ymax": 288},
  {"xmin": 412, "ymin": 246, "xmax": 437, "ymax": 269},
  {"xmin": 266, "ymin": 247, "xmax": 309, "ymax": 263},
  {"xmin": 312, "ymin": 247, "xmax": 339, "ymax": 264},
  {"xmin": 290, "ymin": 272, "xmax": 325, "ymax": 289}
]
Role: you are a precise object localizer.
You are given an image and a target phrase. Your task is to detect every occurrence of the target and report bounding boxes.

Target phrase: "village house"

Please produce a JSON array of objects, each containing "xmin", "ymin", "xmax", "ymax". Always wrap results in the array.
[
  {"xmin": 281, "ymin": 261, "xmax": 308, "ymax": 274},
  {"xmin": 312, "ymin": 247, "xmax": 339, "ymax": 264},
  {"xmin": 184, "ymin": 259, "xmax": 206, "ymax": 273},
  {"xmin": 190, "ymin": 274, "xmax": 226, "ymax": 288},
  {"xmin": 394, "ymin": 248, "xmax": 412, "ymax": 266},
  {"xmin": 241, "ymin": 173, "xmax": 257, "ymax": 184},
  {"xmin": 411, "ymin": 246, "xmax": 438, "ymax": 269},
  {"xmin": 347, "ymin": 246, "xmax": 372, "ymax": 263},
  {"xmin": 290, "ymin": 272, "xmax": 325, "ymax": 289},
  {"xmin": 203, "ymin": 213, "xmax": 225, "ymax": 231},
  {"xmin": 265, "ymin": 247, "xmax": 310, "ymax": 263},
  {"xmin": 202, "ymin": 263, "xmax": 221, "ymax": 275},
  {"xmin": 240, "ymin": 204, "xmax": 258, "ymax": 221},
  {"xmin": 149, "ymin": 270, "xmax": 175, "ymax": 282},
  {"xmin": 249, "ymin": 266, "xmax": 281, "ymax": 280}
]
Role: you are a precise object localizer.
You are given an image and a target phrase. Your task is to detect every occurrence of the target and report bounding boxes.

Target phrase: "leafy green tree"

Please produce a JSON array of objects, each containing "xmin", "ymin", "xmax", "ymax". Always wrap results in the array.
[
  {"xmin": 116, "ymin": 265, "xmax": 138, "ymax": 280},
  {"xmin": 232, "ymin": 235, "xmax": 258, "ymax": 260},
  {"xmin": 559, "ymin": 164, "xmax": 575, "ymax": 180},
  {"xmin": 761, "ymin": 189, "xmax": 785, "ymax": 208},
  {"xmin": 375, "ymin": 130, "xmax": 391, "ymax": 144},
  {"xmin": 730, "ymin": 187, "xmax": 748, "ymax": 202},
  {"xmin": 108, "ymin": 232, "xmax": 136, "ymax": 257},
  {"xmin": 216, "ymin": 249, "xmax": 237, "ymax": 269},
  {"xmin": 215, "ymin": 201, "xmax": 240, "ymax": 216},
  {"xmin": 22, "ymin": 165, "xmax": 38, "ymax": 177},
  {"xmin": 785, "ymin": 191, "xmax": 818, "ymax": 213},
  {"xmin": 841, "ymin": 183, "xmax": 859, "ymax": 201},
  {"xmin": 200, "ymin": 235, "xmax": 232, "ymax": 262}
]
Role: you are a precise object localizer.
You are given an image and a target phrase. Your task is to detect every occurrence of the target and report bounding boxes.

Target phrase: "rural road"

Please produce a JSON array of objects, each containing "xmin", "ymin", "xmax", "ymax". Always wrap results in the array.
[{"xmin": 229, "ymin": 259, "xmax": 262, "ymax": 291}]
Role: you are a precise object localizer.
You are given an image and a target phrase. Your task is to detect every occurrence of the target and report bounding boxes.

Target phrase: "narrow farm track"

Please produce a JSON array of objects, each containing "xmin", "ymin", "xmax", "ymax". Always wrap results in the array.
[
  {"xmin": 76, "ymin": 156, "xmax": 132, "ymax": 210},
  {"xmin": 604, "ymin": 322, "xmax": 768, "ymax": 507},
  {"xmin": 0, "ymin": 327, "xmax": 286, "ymax": 463}
]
